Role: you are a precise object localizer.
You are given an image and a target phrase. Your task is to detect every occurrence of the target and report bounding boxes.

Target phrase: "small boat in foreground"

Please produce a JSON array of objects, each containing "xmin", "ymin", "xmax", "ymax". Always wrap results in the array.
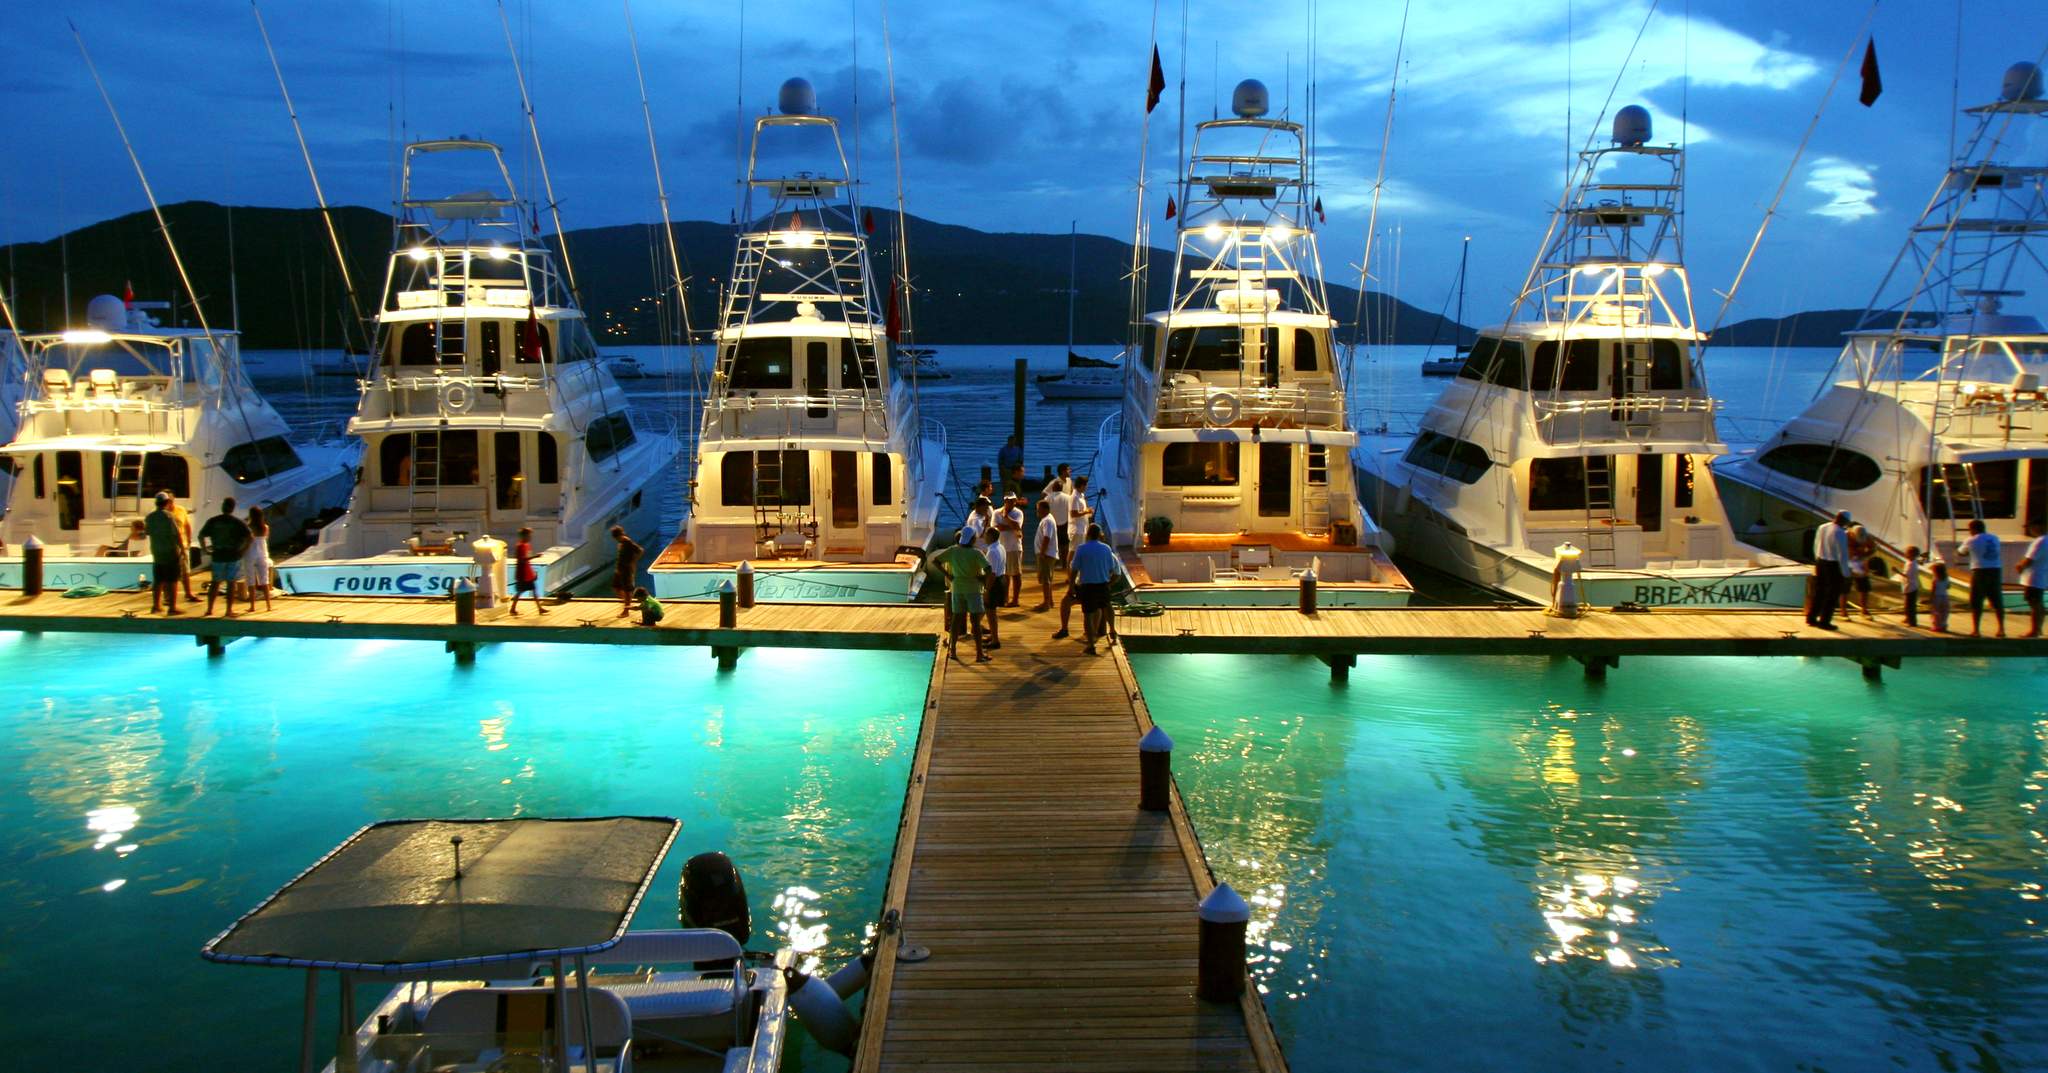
[
  {"xmin": 605, "ymin": 353, "xmax": 649, "ymax": 379},
  {"xmin": 202, "ymin": 816, "xmax": 794, "ymax": 1072}
]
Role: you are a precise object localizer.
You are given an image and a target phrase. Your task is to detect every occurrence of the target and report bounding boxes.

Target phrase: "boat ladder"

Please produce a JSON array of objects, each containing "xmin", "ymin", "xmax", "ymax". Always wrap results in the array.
[
  {"xmin": 1583, "ymin": 454, "xmax": 1617, "ymax": 566},
  {"xmin": 409, "ymin": 430, "xmax": 443, "ymax": 523},
  {"xmin": 109, "ymin": 450, "xmax": 148, "ymax": 516}
]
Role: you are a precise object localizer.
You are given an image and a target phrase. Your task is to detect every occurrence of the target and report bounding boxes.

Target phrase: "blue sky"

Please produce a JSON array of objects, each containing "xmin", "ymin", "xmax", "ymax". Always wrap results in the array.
[{"xmin": 0, "ymin": 1, "xmax": 2041, "ymax": 324}]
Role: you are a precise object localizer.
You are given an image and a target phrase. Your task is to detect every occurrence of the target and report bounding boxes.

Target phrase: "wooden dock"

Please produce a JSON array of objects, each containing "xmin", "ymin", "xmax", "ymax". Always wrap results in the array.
[{"xmin": 856, "ymin": 603, "xmax": 1287, "ymax": 1073}]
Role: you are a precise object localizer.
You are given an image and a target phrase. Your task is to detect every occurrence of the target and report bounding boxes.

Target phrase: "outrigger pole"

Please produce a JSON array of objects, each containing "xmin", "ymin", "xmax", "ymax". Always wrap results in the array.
[
  {"xmin": 623, "ymin": 0, "xmax": 704, "ymax": 472},
  {"xmin": 496, "ymin": 1, "xmax": 581, "ymax": 306}
]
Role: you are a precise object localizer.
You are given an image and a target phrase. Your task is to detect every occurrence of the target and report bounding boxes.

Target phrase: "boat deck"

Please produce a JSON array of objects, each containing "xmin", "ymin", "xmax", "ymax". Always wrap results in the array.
[{"xmin": 856, "ymin": 603, "xmax": 1287, "ymax": 1073}]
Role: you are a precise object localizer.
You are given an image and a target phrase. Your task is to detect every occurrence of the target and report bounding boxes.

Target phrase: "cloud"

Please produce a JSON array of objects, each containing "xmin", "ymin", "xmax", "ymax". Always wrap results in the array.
[{"xmin": 1805, "ymin": 156, "xmax": 1878, "ymax": 221}]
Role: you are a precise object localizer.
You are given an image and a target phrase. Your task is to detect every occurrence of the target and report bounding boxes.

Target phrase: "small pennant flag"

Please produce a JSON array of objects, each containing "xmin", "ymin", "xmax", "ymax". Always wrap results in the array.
[
  {"xmin": 531, "ymin": 208, "xmax": 542, "ymax": 236},
  {"xmin": 1859, "ymin": 38, "xmax": 1882, "ymax": 107},
  {"xmin": 1313, "ymin": 197, "xmax": 1326, "ymax": 224},
  {"xmin": 786, "ymin": 211, "xmax": 804, "ymax": 231},
  {"xmin": 122, "ymin": 280, "xmax": 134, "ymax": 308},
  {"xmin": 862, "ymin": 209, "xmax": 876, "ymax": 235},
  {"xmin": 521, "ymin": 301, "xmax": 544, "ymax": 361},
  {"xmin": 1164, "ymin": 196, "xmax": 1177, "ymax": 221},
  {"xmin": 884, "ymin": 283, "xmax": 902, "ymax": 343},
  {"xmin": 1146, "ymin": 45, "xmax": 1166, "ymax": 114}
]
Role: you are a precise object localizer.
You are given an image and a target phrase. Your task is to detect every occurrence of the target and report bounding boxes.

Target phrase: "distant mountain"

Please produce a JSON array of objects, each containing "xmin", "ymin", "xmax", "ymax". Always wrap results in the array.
[
  {"xmin": 1709, "ymin": 309, "xmax": 1937, "ymax": 348},
  {"xmin": 0, "ymin": 202, "xmax": 1459, "ymax": 348}
]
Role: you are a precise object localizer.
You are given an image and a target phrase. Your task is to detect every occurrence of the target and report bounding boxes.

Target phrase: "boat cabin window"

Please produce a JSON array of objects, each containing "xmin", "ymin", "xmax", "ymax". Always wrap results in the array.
[
  {"xmin": 872, "ymin": 451, "xmax": 894, "ymax": 506},
  {"xmin": 1457, "ymin": 337, "xmax": 1526, "ymax": 388},
  {"xmin": 1292, "ymin": 329, "xmax": 1321, "ymax": 372},
  {"xmin": 1918, "ymin": 460, "xmax": 2019, "ymax": 520},
  {"xmin": 1528, "ymin": 456, "xmax": 1614, "ymax": 511},
  {"xmin": 479, "ymin": 321, "xmax": 504, "ymax": 375},
  {"xmin": 379, "ymin": 431, "xmax": 480, "ymax": 486},
  {"xmin": 585, "ymin": 413, "xmax": 638, "ymax": 464},
  {"xmin": 537, "ymin": 433, "xmax": 559, "ymax": 484},
  {"xmin": 396, "ymin": 322, "xmax": 441, "ymax": 366},
  {"xmin": 720, "ymin": 450, "xmax": 812, "ymax": 506},
  {"xmin": 1165, "ymin": 327, "xmax": 1243, "ymax": 373},
  {"xmin": 1530, "ymin": 340, "xmax": 1601, "ymax": 391},
  {"xmin": 842, "ymin": 343, "xmax": 879, "ymax": 391},
  {"xmin": 1756, "ymin": 443, "xmax": 1881, "ymax": 491},
  {"xmin": 1402, "ymin": 430, "xmax": 1490, "ymax": 484},
  {"xmin": 32, "ymin": 453, "xmax": 43, "ymax": 498},
  {"xmin": 97, "ymin": 453, "xmax": 191, "ymax": 499},
  {"xmin": 220, "ymin": 437, "xmax": 305, "ymax": 483},
  {"xmin": 729, "ymin": 337, "xmax": 794, "ymax": 389},
  {"xmin": 495, "ymin": 431, "xmax": 523, "ymax": 510},
  {"xmin": 1648, "ymin": 339, "xmax": 1686, "ymax": 390},
  {"xmin": 514, "ymin": 318, "xmax": 550, "ymax": 364},
  {"xmin": 1161, "ymin": 441, "xmax": 1239, "ymax": 486}
]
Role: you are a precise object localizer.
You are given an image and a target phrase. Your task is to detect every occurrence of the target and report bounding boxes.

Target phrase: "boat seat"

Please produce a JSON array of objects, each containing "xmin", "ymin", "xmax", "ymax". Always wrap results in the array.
[
  {"xmin": 605, "ymin": 976, "xmax": 741, "ymax": 1020},
  {"xmin": 88, "ymin": 368, "xmax": 119, "ymax": 394},
  {"xmin": 600, "ymin": 929, "xmax": 745, "ymax": 966},
  {"xmin": 422, "ymin": 985, "xmax": 631, "ymax": 1071},
  {"xmin": 590, "ymin": 929, "xmax": 746, "ymax": 1021},
  {"xmin": 41, "ymin": 368, "xmax": 71, "ymax": 396},
  {"xmin": 1232, "ymin": 544, "xmax": 1275, "ymax": 572}
]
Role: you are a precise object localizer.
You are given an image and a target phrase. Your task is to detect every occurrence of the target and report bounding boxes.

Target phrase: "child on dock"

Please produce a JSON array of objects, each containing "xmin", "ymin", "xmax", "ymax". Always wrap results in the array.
[
  {"xmin": 1929, "ymin": 561, "xmax": 1951, "ymax": 634},
  {"xmin": 635, "ymin": 587, "xmax": 665, "ymax": 626},
  {"xmin": 509, "ymin": 527, "xmax": 545, "ymax": 617},
  {"xmin": 1900, "ymin": 546, "xmax": 1923, "ymax": 629}
]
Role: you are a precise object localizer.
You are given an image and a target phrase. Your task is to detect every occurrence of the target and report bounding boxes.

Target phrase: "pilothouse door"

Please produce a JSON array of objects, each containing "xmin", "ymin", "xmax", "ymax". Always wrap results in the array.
[
  {"xmin": 1635, "ymin": 455, "xmax": 1663, "ymax": 532},
  {"xmin": 1258, "ymin": 444, "xmax": 1292, "ymax": 520}
]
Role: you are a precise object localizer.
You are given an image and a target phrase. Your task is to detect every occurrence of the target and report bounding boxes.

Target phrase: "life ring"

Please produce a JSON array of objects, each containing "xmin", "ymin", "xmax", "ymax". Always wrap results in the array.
[
  {"xmin": 1205, "ymin": 391, "xmax": 1241, "ymax": 426},
  {"xmin": 439, "ymin": 380, "xmax": 473, "ymax": 414}
]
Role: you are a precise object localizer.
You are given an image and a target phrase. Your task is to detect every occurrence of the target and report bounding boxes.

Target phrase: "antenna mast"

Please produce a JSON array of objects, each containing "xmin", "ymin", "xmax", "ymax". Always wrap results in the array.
[{"xmin": 496, "ymin": 1, "xmax": 580, "ymax": 304}]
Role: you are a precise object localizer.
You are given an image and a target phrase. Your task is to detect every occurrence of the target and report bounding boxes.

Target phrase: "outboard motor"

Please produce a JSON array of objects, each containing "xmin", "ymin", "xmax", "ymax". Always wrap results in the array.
[{"xmin": 679, "ymin": 851, "xmax": 751, "ymax": 944}]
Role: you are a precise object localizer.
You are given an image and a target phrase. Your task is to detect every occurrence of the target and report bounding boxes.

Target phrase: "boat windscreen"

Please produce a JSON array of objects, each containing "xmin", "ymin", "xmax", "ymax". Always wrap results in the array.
[{"xmin": 201, "ymin": 816, "xmax": 678, "ymax": 972}]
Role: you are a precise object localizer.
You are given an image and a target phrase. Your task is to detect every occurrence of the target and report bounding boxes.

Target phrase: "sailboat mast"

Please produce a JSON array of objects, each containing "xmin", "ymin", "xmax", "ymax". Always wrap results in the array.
[
  {"xmin": 1065, "ymin": 220, "xmax": 1077, "ymax": 355},
  {"xmin": 1455, "ymin": 235, "xmax": 1468, "ymax": 348}
]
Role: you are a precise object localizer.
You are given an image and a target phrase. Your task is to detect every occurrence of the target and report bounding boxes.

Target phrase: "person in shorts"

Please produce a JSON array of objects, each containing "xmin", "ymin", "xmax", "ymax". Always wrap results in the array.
[
  {"xmin": 611, "ymin": 525, "xmax": 643, "ymax": 618},
  {"xmin": 997, "ymin": 491, "xmax": 1026, "ymax": 607},
  {"xmin": 1068, "ymin": 523, "xmax": 1118, "ymax": 656},
  {"xmin": 198, "ymin": 497, "xmax": 251, "ymax": 619},
  {"xmin": 935, "ymin": 531, "xmax": 991, "ymax": 663},
  {"xmin": 1962, "ymin": 518, "xmax": 2006, "ymax": 638},
  {"xmin": 510, "ymin": 526, "xmax": 546, "ymax": 616},
  {"xmin": 980, "ymin": 527, "xmax": 1006, "ymax": 650},
  {"xmin": 1899, "ymin": 545, "xmax": 1924, "ymax": 629},
  {"xmin": 2016, "ymin": 524, "xmax": 2048, "ymax": 638},
  {"xmin": 1032, "ymin": 499, "xmax": 1059, "ymax": 611},
  {"xmin": 144, "ymin": 492, "xmax": 183, "ymax": 616}
]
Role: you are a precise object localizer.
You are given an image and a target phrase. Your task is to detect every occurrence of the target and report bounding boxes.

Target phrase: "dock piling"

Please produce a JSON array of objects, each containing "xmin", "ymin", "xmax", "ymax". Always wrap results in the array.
[
  {"xmin": 1320, "ymin": 652, "xmax": 1355, "ymax": 682},
  {"xmin": 736, "ymin": 562, "xmax": 755, "ymax": 608},
  {"xmin": 452, "ymin": 579, "xmax": 475, "ymax": 626},
  {"xmin": 717, "ymin": 581, "xmax": 737, "ymax": 628},
  {"xmin": 197, "ymin": 634, "xmax": 226, "ymax": 659},
  {"xmin": 1575, "ymin": 653, "xmax": 1619, "ymax": 679},
  {"xmin": 21, "ymin": 536, "xmax": 42, "ymax": 597},
  {"xmin": 1196, "ymin": 883, "xmax": 1252, "ymax": 1003},
  {"xmin": 1138, "ymin": 726, "xmax": 1173, "ymax": 811},
  {"xmin": 446, "ymin": 640, "xmax": 477, "ymax": 665},
  {"xmin": 1855, "ymin": 655, "xmax": 1901, "ymax": 680},
  {"xmin": 712, "ymin": 645, "xmax": 740, "ymax": 671}
]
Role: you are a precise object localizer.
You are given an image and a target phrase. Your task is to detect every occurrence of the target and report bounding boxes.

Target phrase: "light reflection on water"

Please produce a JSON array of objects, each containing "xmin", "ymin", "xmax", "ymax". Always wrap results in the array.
[
  {"xmin": 0, "ymin": 632, "xmax": 923, "ymax": 1072},
  {"xmin": 1135, "ymin": 652, "xmax": 2048, "ymax": 1073}
]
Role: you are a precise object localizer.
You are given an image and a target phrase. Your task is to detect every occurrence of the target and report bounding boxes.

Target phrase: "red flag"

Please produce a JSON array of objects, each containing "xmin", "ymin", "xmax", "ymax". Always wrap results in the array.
[
  {"xmin": 1314, "ymin": 197, "xmax": 1326, "ymax": 224},
  {"xmin": 122, "ymin": 280, "xmax": 134, "ymax": 308},
  {"xmin": 1146, "ymin": 45, "xmax": 1166, "ymax": 114},
  {"xmin": 862, "ymin": 209, "xmax": 876, "ymax": 235},
  {"xmin": 1164, "ymin": 196, "xmax": 1177, "ymax": 221},
  {"xmin": 884, "ymin": 283, "xmax": 901, "ymax": 343},
  {"xmin": 1859, "ymin": 38, "xmax": 1882, "ymax": 107},
  {"xmin": 520, "ymin": 301, "xmax": 543, "ymax": 361},
  {"xmin": 531, "ymin": 208, "xmax": 542, "ymax": 236},
  {"xmin": 787, "ymin": 211, "xmax": 803, "ymax": 231}
]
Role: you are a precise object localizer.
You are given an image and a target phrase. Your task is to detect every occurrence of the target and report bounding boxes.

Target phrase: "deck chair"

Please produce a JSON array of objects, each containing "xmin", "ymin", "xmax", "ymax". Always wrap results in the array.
[
  {"xmin": 1232, "ymin": 544, "xmax": 1275, "ymax": 576},
  {"xmin": 41, "ymin": 368, "xmax": 71, "ymax": 398},
  {"xmin": 591, "ymin": 929, "xmax": 749, "ymax": 1043},
  {"xmin": 423, "ymin": 985, "xmax": 633, "ymax": 1073}
]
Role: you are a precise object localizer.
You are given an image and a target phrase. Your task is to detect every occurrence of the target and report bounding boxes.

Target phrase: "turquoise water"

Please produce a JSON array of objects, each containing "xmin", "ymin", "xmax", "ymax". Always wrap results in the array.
[
  {"xmin": 1135, "ymin": 652, "xmax": 2048, "ymax": 1073},
  {"xmin": 0, "ymin": 632, "xmax": 924, "ymax": 1071}
]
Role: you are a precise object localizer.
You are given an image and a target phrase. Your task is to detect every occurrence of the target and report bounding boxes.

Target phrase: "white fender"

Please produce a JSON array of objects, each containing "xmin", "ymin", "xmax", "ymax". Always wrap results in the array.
[
  {"xmin": 787, "ymin": 968, "xmax": 858, "ymax": 1055},
  {"xmin": 826, "ymin": 951, "xmax": 873, "ymax": 999}
]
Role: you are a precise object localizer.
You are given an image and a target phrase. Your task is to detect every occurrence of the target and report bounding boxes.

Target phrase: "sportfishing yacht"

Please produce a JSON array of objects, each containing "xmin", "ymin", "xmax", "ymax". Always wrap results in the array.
[
  {"xmin": 277, "ymin": 139, "xmax": 678, "ymax": 598},
  {"xmin": 202, "ymin": 817, "xmax": 795, "ymax": 1073},
  {"xmin": 1355, "ymin": 105, "xmax": 1805, "ymax": 608},
  {"xmin": 0, "ymin": 297, "xmax": 355, "ymax": 590},
  {"xmin": 648, "ymin": 78, "xmax": 949, "ymax": 603},
  {"xmin": 1094, "ymin": 79, "xmax": 1412, "ymax": 607},
  {"xmin": 1716, "ymin": 62, "xmax": 2047, "ymax": 598}
]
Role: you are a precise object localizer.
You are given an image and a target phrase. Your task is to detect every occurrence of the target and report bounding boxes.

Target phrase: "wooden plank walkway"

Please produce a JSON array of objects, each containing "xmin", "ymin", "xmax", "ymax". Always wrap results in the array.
[
  {"xmin": 1115, "ymin": 605, "xmax": 2048, "ymax": 660},
  {"xmin": 0, "ymin": 589, "xmax": 938, "ymax": 652},
  {"xmin": 856, "ymin": 604, "xmax": 1287, "ymax": 1073}
]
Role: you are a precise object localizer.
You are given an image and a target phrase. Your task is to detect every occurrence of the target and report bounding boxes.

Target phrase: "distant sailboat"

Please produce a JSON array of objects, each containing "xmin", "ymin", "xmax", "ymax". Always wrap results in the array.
[
  {"xmin": 1036, "ymin": 223, "xmax": 1124, "ymax": 400},
  {"xmin": 1419, "ymin": 236, "xmax": 1471, "ymax": 376}
]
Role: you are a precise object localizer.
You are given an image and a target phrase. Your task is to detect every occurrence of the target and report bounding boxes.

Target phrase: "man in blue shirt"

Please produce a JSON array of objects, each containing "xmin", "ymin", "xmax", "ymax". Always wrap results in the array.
[{"xmin": 1067, "ymin": 523, "xmax": 1119, "ymax": 655}]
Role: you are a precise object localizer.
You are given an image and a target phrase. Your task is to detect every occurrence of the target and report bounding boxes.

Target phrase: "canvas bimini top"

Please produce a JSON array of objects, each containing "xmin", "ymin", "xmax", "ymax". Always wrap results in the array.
[{"xmin": 201, "ymin": 817, "xmax": 680, "ymax": 974}]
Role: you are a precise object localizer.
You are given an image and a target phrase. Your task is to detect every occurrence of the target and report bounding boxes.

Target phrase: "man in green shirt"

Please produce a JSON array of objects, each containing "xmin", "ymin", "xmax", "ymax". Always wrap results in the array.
[
  {"xmin": 144, "ymin": 492, "xmax": 184, "ymax": 616},
  {"xmin": 198, "ymin": 497, "xmax": 252, "ymax": 619},
  {"xmin": 933, "ymin": 531, "xmax": 992, "ymax": 663}
]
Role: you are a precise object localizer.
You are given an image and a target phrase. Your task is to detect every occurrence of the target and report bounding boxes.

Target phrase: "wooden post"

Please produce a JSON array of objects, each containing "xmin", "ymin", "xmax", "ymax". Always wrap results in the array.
[
  {"xmin": 1196, "ymin": 884, "xmax": 1250, "ymax": 1002},
  {"xmin": 713, "ymin": 646, "xmax": 740, "ymax": 671},
  {"xmin": 198, "ymin": 635, "xmax": 226, "ymax": 659},
  {"xmin": 1012, "ymin": 357, "xmax": 1027, "ymax": 449},
  {"xmin": 1575, "ymin": 653, "xmax": 1619, "ymax": 679},
  {"xmin": 21, "ymin": 535, "xmax": 43, "ymax": 596},
  {"xmin": 1138, "ymin": 726, "xmax": 1172, "ymax": 811},
  {"xmin": 1319, "ymin": 653, "xmax": 1354, "ymax": 682},
  {"xmin": 446, "ymin": 640, "xmax": 477, "ymax": 665}
]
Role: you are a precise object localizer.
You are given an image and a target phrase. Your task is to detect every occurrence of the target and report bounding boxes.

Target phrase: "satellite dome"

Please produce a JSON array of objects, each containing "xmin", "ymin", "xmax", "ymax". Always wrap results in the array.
[
  {"xmin": 85, "ymin": 294, "xmax": 127, "ymax": 331},
  {"xmin": 1612, "ymin": 105, "xmax": 1652, "ymax": 147},
  {"xmin": 778, "ymin": 77, "xmax": 818, "ymax": 116},
  {"xmin": 2001, "ymin": 61, "xmax": 2043, "ymax": 103},
  {"xmin": 1231, "ymin": 79, "xmax": 1270, "ymax": 118}
]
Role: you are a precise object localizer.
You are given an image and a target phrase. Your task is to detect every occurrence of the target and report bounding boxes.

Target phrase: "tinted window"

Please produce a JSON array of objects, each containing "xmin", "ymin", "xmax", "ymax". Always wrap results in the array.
[
  {"xmin": 729, "ymin": 336, "xmax": 794, "ymax": 389},
  {"xmin": 1757, "ymin": 443, "xmax": 1882, "ymax": 491},
  {"xmin": 1531, "ymin": 340, "xmax": 1601, "ymax": 391},
  {"xmin": 1529, "ymin": 456, "xmax": 1613, "ymax": 511},
  {"xmin": 721, "ymin": 452, "xmax": 754, "ymax": 506},
  {"xmin": 398, "ymin": 322, "xmax": 438, "ymax": 365},
  {"xmin": 1161, "ymin": 442, "xmax": 1240, "ymax": 486},
  {"xmin": 1919, "ymin": 460, "xmax": 2019, "ymax": 519},
  {"xmin": 514, "ymin": 317, "xmax": 550, "ymax": 364},
  {"xmin": 1165, "ymin": 327, "xmax": 1243, "ymax": 372},
  {"xmin": 221, "ymin": 436, "xmax": 305, "ymax": 483},
  {"xmin": 1649, "ymin": 339, "xmax": 1685, "ymax": 390},
  {"xmin": 585, "ymin": 413, "xmax": 639, "ymax": 465},
  {"xmin": 871, "ymin": 451, "xmax": 893, "ymax": 506},
  {"xmin": 1457, "ymin": 337, "xmax": 1526, "ymax": 388},
  {"xmin": 1293, "ymin": 329, "xmax": 1320, "ymax": 372},
  {"xmin": 537, "ymin": 433, "xmax": 559, "ymax": 484},
  {"xmin": 719, "ymin": 450, "xmax": 812, "ymax": 506},
  {"xmin": 379, "ymin": 431, "xmax": 479, "ymax": 486},
  {"xmin": 1402, "ymin": 430, "xmax": 1490, "ymax": 484}
]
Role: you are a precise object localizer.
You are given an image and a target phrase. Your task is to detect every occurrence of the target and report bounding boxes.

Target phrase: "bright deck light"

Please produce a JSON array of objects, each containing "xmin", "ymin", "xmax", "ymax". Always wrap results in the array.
[
  {"xmin": 487, "ymin": 245, "xmax": 512, "ymax": 261},
  {"xmin": 407, "ymin": 247, "xmax": 433, "ymax": 262},
  {"xmin": 1643, "ymin": 263, "xmax": 1668, "ymax": 276},
  {"xmin": 1203, "ymin": 223, "xmax": 1226, "ymax": 242},
  {"xmin": 61, "ymin": 329, "xmax": 113, "ymax": 345}
]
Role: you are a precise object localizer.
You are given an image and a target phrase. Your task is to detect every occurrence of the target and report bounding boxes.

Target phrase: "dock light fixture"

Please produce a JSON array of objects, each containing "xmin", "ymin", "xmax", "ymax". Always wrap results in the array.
[
  {"xmin": 61, "ymin": 329, "xmax": 113, "ymax": 345},
  {"xmin": 407, "ymin": 246, "xmax": 433, "ymax": 262}
]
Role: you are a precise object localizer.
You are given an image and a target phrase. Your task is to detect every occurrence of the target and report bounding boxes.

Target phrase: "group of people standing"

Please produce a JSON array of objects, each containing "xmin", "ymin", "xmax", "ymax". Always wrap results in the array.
[
  {"xmin": 1810, "ymin": 511, "xmax": 2048, "ymax": 638},
  {"xmin": 142, "ymin": 491, "xmax": 274, "ymax": 618},
  {"xmin": 933, "ymin": 458, "xmax": 1123, "ymax": 662}
]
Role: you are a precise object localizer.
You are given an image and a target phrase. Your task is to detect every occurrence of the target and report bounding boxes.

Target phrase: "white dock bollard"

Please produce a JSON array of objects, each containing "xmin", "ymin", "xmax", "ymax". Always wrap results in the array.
[
  {"xmin": 470, "ymin": 535, "xmax": 505, "ymax": 609},
  {"xmin": 1138, "ymin": 726, "xmax": 1174, "ymax": 812},
  {"xmin": 21, "ymin": 535, "xmax": 43, "ymax": 596},
  {"xmin": 1196, "ymin": 883, "xmax": 1251, "ymax": 1003}
]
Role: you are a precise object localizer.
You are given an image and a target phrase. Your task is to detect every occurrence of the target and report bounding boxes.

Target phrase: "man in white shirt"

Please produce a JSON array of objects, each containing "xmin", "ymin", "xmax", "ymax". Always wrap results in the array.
[
  {"xmin": 2016, "ymin": 525, "xmax": 2048, "ymax": 638},
  {"xmin": 1067, "ymin": 475, "xmax": 1094, "ymax": 565},
  {"xmin": 997, "ymin": 491, "xmax": 1026, "ymax": 607},
  {"xmin": 1808, "ymin": 511, "xmax": 1851, "ymax": 630},
  {"xmin": 1964, "ymin": 518, "xmax": 2008, "ymax": 638},
  {"xmin": 1033, "ymin": 499, "xmax": 1060, "ymax": 611},
  {"xmin": 980, "ymin": 528, "xmax": 1007, "ymax": 650},
  {"xmin": 1045, "ymin": 482, "xmax": 1074, "ymax": 564},
  {"xmin": 1043, "ymin": 462, "xmax": 1074, "ymax": 499},
  {"xmin": 961, "ymin": 496, "xmax": 992, "ymax": 545}
]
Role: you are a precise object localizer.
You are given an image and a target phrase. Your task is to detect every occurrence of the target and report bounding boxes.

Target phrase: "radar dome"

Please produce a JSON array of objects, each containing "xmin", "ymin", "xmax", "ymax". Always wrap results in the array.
[
  {"xmin": 1612, "ymin": 105, "xmax": 1652, "ymax": 147},
  {"xmin": 85, "ymin": 294, "xmax": 127, "ymax": 331},
  {"xmin": 778, "ymin": 77, "xmax": 818, "ymax": 116},
  {"xmin": 2001, "ymin": 61, "xmax": 2043, "ymax": 102},
  {"xmin": 1232, "ymin": 79, "xmax": 1270, "ymax": 118}
]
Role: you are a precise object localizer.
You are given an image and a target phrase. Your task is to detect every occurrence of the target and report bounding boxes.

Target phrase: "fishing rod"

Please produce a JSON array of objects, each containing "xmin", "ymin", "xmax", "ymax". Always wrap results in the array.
[{"xmin": 496, "ymin": 1, "xmax": 580, "ymax": 306}]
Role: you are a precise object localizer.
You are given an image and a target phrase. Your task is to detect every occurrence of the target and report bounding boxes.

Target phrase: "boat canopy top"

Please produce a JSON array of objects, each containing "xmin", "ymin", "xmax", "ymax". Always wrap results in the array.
[{"xmin": 201, "ymin": 817, "xmax": 679, "ymax": 974}]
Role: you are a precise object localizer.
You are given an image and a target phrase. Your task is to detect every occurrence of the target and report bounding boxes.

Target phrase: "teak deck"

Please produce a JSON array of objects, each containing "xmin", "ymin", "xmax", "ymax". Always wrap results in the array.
[{"xmin": 855, "ymin": 603, "xmax": 1287, "ymax": 1073}]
